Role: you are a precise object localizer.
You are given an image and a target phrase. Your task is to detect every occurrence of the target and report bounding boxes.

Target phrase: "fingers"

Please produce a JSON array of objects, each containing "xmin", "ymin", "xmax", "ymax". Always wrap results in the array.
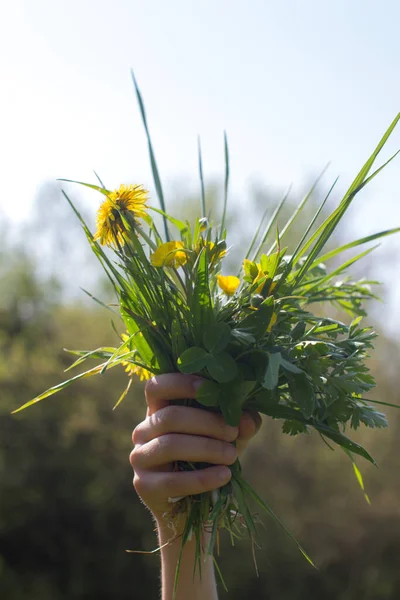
[
  {"xmin": 131, "ymin": 433, "xmax": 237, "ymax": 470},
  {"xmin": 236, "ymin": 411, "xmax": 262, "ymax": 455},
  {"xmin": 134, "ymin": 465, "xmax": 232, "ymax": 503},
  {"xmin": 133, "ymin": 405, "xmax": 238, "ymax": 445},
  {"xmin": 144, "ymin": 373, "xmax": 202, "ymax": 415}
]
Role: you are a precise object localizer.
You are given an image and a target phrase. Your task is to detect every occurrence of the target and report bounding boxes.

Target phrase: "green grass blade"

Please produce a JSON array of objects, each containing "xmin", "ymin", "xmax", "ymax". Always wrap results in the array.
[
  {"xmin": 238, "ymin": 477, "xmax": 315, "ymax": 567},
  {"xmin": 343, "ymin": 449, "xmax": 371, "ymax": 504},
  {"xmin": 64, "ymin": 347, "xmax": 116, "ymax": 372},
  {"xmin": 252, "ymin": 185, "xmax": 292, "ymax": 261},
  {"xmin": 292, "ymin": 113, "xmax": 400, "ymax": 287},
  {"xmin": 93, "ymin": 170, "xmax": 106, "ymax": 189},
  {"xmin": 12, "ymin": 363, "xmax": 107, "ymax": 413},
  {"xmin": 131, "ymin": 69, "xmax": 169, "ymax": 241},
  {"xmin": 298, "ymin": 245, "xmax": 378, "ymax": 294},
  {"xmin": 365, "ymin": 398, "xmax": 400, "ymax": 409},
  {"xmin": 268, "ymin": 164, "xmax": 329, "ymax": 254},
  {"xmin": 309, "ymin": 227, "xmax": 400, "ymax": 268},
  {"xmin": 80, "ymin": 288, "xmax": 120, "ymax": 315},
  {"xmin": 220, "ymin": 132, "xmax": 229, "ymax": 236},
  {"xmin": 113, "ymin": 377, "xmax": 133, "ymax": 410},
  {"xmin": 58, "ymin": 179, "xmax": 110, "ymax": 195},
  {"xmin": 198, "ymin": 136, "xmax": 206, "ymax": 218},
  {"xmin": 244, "ymin": 204, "xmax": 270, "ymax": 262},
  {"xmin": 344, "ymin": 113, "xmax": 400, "ymax": 196}
]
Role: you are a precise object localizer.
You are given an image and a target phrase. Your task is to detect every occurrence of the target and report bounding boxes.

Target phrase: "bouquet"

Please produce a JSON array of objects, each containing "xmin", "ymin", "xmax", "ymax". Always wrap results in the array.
[{"xmin": 14, "ymin": 75, "xmax": 400, "ymax": 592}]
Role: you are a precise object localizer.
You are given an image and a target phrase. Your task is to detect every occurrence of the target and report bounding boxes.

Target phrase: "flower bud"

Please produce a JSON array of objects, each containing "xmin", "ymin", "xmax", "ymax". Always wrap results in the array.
[
  {"xmin": 199, "ymin": 217, "xmax": 208, "ymax": 232},
  {"xmin": 250, "ymin": 294, "xmax": 264, "ymax": 308}
]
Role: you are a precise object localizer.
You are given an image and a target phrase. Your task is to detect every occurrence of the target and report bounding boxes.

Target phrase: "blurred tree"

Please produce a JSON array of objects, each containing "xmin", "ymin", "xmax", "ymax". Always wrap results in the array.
[{"xmin": 1, "ymin": 181, "xmax": 400, "ymax": 599}]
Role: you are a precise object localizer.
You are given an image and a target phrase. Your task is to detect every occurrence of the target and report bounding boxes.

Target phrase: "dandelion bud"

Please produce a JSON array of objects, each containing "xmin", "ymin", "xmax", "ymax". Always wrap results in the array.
[{"xmin": 199, "ymin": 217, "xmax": 208, "ymax": 231}]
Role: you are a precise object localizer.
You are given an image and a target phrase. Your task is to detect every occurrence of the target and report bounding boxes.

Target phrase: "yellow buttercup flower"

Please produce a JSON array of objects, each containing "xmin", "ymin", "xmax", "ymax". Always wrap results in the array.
[
  {"xmin": 243, "ymin": 259, "xmax": 276, "ymax": 295},
  {"xmin": 94, "ymin": 184, "xmax": 149, "ymax": 247},
  {"xmin": 150, "ymin": 241, "xmax": 187, "ymax": 268},
  {"xmin": 217, "ymin": 275, "xmax": 240, "ymax": 295}
]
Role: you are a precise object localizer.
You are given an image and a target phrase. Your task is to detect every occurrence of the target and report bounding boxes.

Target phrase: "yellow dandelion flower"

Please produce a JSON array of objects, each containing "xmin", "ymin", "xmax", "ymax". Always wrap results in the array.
[
  {"xmin": 94, "ymin": 184, "xmax": 149, "ymax": 247},
  {"xmin": 150, "ymin": 241, "xmax": 187, "ymax": 268},
  {"xmin": 217, "ymin": 275, "xmax": 240, "ymax": 296},
  {"xmin": 123, "ymin": 362, "xmax": 152, "ymax": 381},
  {"xmin": 120, "ymin": 333, "xmax": 152, "ymax": 380}
]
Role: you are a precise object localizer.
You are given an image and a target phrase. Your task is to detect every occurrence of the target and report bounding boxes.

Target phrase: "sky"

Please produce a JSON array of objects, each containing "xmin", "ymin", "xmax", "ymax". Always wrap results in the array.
[{"xmin": 1, "ymin": 0, "xmax": 399, "ymax": 313}]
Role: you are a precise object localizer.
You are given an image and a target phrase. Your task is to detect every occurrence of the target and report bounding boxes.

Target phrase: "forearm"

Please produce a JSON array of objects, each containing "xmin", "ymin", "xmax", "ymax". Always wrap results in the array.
[{"xmin": 157, "ymin": 520, "xmax": 218, "ymax": 600}]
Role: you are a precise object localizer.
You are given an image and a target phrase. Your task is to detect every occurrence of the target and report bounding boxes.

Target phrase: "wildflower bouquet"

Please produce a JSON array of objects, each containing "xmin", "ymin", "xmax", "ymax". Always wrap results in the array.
[{"xmin": 14, "ymin": 76, "xmax": 400, "ymax": 589}]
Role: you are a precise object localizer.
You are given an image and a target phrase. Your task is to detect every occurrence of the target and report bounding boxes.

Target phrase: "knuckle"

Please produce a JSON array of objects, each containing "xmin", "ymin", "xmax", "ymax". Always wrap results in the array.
[
  {"xmin": 132, "ymin": 424, "xmax": 142, "ymax": 445},
  {"xmin": 133, "ymin": 473, "xmax": 145, "ymax": 496},
  {"xmin": 129, "ymin": 446, "xmax": 141, "ymax": 469}
]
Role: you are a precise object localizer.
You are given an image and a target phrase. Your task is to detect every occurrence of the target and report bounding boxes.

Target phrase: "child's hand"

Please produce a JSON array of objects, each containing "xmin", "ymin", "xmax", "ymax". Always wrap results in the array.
[{"xmin": 129, "ymin": 373, "xmax": 261, "ymax": 522}]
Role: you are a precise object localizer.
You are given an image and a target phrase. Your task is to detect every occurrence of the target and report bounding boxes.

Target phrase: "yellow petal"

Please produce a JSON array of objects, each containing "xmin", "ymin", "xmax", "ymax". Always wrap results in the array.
[
  {"xmin": 217, "ymin": 275, "xmax": 240, "ymax": 295},
  {"xmin": 267, "ymin": 312, "xmax": 277, "ymax": 332},
  {"xmin": 150, "ymin": 241, "xmax": 187, "ymax": 268}
]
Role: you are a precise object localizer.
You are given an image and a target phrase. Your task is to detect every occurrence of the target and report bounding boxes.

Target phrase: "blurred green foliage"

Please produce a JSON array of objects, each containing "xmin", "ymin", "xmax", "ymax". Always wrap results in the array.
[{"xmin": 1, "ymin": 190, "xmax": 400, "ymax": 599}]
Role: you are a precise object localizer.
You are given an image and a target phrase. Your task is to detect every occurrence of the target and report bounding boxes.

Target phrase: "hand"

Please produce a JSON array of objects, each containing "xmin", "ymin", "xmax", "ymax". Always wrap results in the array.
[{"xmin": 129, "ymin": 373, "xmax": 261, "ymax": 523}]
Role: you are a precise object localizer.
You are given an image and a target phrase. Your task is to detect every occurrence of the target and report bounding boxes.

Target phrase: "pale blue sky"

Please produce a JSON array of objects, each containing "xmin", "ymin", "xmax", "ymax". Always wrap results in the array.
[
  {"xmin": 1, "ymin": 0, "xmax": 399, "ymax": 222},
  {"xmin": 1, "ymin": 0, "xmax": 399, "ymax": 289}
]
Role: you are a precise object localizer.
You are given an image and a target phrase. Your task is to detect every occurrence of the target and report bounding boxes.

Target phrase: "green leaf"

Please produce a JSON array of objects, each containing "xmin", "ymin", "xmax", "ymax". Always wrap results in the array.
[
  {"xmin": 287, "ymin": 373, "xmax": 315, "ymax": 419},
  {"xmin": 263, "ymin": 352, "xmax": 281, "ymax": 390},
  {"xmin": 237, "ymin": 296, "xmax": 274, "ymax": 340},
  {"xmin": 291, "ymin": 321, "xmax": 307, "ymax": 341},
  {"xmin": 219, "ymin": 394, "xmax": 242, "ymax": 426},
  {"xmin": 177, "ymin": 347, "xmax": 209, "ymax": 374},
  {"xmin": 280, "ymin": 357, "xmax": 304, "ymax": 374},
  {"xmin": 231, "ymin": 330, "xmax": 256, "ymax": 345},
  {"xmin": 191, "ymin": 249, "xmax": 214, "ymax": 344},
  {"xmin": 203, "ymin": 322, "xmax": 231, "ymax": 353},
  {"xmin": 314, "ymin": 423, "xmax": 376, "ymax": 465},
  {"xmin": 216, "ymin": 379, "xmax": 255, "ymax": 426},
  {"xmin": 245, "ymin": 388, "xmax": 278, "ymax": 412},
  {"xmin": 195, "ymin": 380, "xmax": 220, "ymax": 407},
  {"xmin": 207, "ymin": 351, "xmax": 238, "ymax": 383},
  {"xmin": 282, "ymin": 420, "xmax": 309, "ymax": 435},
  {"xmin": 351, "ymin": 405, "xmax": 388, "ymax": 430}
]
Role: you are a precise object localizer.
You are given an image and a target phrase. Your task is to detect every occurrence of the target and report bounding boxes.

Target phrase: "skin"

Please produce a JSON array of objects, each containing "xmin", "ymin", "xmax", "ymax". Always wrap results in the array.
[{"xmin": 130, "ymin": 373, "xmax": 261, "ymax": 600}]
